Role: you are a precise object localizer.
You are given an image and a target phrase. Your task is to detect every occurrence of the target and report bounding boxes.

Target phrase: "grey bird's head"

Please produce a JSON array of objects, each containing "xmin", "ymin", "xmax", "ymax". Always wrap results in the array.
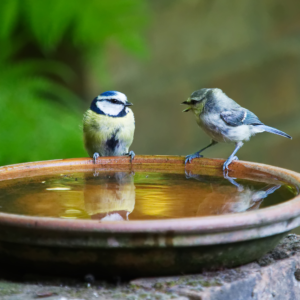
[
  {"xmin": 182, "ymin": 88, "xmax": 223, "ymax": 115},
  {"xmin": 90, "ymin": 91, "xmax": 133, "ymax": 117}
]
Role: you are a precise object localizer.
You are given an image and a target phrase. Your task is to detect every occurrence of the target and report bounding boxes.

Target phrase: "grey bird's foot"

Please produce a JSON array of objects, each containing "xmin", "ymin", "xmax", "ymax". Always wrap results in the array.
[
  {"xmin": 223, "ymin": 172, "xmax": 244, "ymax": 192},
  {"xmin": 93, "ymin": 152, "xmax": 100, "ymax": 164},
  {"xmin": 125, "ymin": 151, "xmax": 135, "ymax": 162},
  {"xmin": 185, "ymin": 152, "xmax": 203, "ymax": 164},
  {"xmin": 223, "ymin": 155, "xmax": 239, "ymax": 173}
]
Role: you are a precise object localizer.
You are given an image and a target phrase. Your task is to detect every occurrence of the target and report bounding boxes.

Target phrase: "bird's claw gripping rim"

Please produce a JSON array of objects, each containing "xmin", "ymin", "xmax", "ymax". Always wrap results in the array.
[
  {"xmin": 93, "ymin": 152, "xmax": 100, "ymax": 164},
  {"xmin": 126, "ymin": 151, "xmax": 135, "ymax": 162},
  {"xmin": 223, "ymin": 155, "xmax": 239, "ymax": 175},
  {"xmin": 184, "ymin": 152, "xmax": 203, "ymax": 165}
]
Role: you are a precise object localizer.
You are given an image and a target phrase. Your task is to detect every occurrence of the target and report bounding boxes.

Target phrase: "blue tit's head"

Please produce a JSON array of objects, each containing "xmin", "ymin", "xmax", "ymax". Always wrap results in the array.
[{"xmin": 90, "ymin": 91, "xmax": 133, "ymax": 117}]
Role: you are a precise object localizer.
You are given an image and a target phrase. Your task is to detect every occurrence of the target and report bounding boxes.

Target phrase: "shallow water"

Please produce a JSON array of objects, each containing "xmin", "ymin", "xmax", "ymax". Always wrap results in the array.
[{"xmin": 0, "ymin": 171, "xmax": 297, "ymax": 221}]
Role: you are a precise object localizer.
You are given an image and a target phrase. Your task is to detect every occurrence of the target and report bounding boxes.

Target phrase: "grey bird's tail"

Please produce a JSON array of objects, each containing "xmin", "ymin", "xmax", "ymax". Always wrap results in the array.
[{"xmin": 255, "ymin": 125, "xmax": 292, "ymax": 139}]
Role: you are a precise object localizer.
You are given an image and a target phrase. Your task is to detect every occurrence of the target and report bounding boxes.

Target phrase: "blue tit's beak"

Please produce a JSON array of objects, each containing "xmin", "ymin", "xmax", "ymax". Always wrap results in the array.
[
  {"xmin": 181, "ymin": 99, "xmax": 191, "ymax": 112},
  {"xmin": 125, "ymin": 101, "xmax": 133, "ymax": 106}
]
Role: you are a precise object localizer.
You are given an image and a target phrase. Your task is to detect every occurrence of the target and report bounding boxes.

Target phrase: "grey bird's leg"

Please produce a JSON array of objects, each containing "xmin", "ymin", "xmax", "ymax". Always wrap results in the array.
[
  {"xmin": 223, "ymin": 141, "xmax": 244, "ymax": 173},
  {"xmin": 125, "ymin": 151, "xmax": 135, "ymax": 162},
  {"xmin": 185, "ymin": 140, "xmax": 217, "ymax": 164},
  {"xmin": 93, "ymin": 152, "xmax": 100, "ymax": 164},
  {"xmin": 223, "ymin": 172, "xmax": 244, "ymax": 192}
]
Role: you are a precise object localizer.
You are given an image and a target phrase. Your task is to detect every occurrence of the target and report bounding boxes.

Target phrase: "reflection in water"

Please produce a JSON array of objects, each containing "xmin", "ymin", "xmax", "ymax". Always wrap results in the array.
[
  {"xmin": 0, "ymin": 170, "xmax": 294, "ymax": 220},
  {"xmin": 84, "ymin": 172, "xmax": 135, "ymax": 221},
  {"xmin": 185, "ymin": 171, "xmax": 281, "ymax": 214}
]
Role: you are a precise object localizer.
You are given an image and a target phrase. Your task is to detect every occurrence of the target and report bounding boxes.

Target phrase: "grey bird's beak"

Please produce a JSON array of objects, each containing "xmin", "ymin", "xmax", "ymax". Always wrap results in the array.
[
  {"xmin": 181, "ymin": 99, "xmax": 191, "ymax": 112},
  {"xmin": 125, "ymin": 101, "xmax": 133, "ymax": 106}
]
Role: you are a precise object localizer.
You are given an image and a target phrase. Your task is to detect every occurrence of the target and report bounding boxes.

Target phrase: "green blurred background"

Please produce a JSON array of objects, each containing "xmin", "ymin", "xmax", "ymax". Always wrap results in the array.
[{"xmin": 1, "ymin": 0, "xmax": 300, "ymax": 171}]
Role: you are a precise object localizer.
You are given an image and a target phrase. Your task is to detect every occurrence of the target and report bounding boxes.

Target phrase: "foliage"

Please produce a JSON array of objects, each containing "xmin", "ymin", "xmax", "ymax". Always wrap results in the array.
[{"xmin": 0, "ymin": 0, "xmax": 148, "ymax": 165}]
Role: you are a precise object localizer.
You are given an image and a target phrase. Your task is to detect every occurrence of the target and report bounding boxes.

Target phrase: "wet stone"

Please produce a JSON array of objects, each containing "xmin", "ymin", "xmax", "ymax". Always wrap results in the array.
[
  {"xmin": 270, "ymin": 249, "xmax": 289, "ymax": 260},
  {"xmin": 257, "ymin": 255, "xmax": 275, "ymax": 267},
  {"xmin": 294, "ymin": 269, "xmax": 300, "ymax": 281}
]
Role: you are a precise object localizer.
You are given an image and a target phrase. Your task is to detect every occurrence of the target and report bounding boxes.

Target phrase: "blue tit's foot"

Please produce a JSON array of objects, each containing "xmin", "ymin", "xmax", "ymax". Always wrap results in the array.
[
  {"xmin": 185, "ymin": 170, "xmax": 199, "ymax": 180},
  {"xmin": 185, "ymin": 170, "xmax": 193, "ymax": 179},
  {"xmin": 125, "ymin": 151, "xmax": 135, "ymax": 162},
  {"xmin": 223, "ymin": 155, "xmax": 239, "ymax": 174},
  {"xmin": 93, "ymin": 152, "xmax": 100, "ymax": 164},
  {"xmin": 185, "ymin": 152, "xmax": 203, "ymax": 165}
]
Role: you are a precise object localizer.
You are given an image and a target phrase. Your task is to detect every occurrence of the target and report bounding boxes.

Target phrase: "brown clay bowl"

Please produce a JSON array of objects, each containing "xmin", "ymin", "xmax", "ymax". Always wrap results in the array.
[{"xmin": 0, "ymin": 156, "xmax": 299, "ymax": 278}]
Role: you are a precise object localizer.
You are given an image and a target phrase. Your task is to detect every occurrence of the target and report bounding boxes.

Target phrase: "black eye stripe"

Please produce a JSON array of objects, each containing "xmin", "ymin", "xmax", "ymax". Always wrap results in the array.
[
  {"xmin": 111, "ymin": 99, "xmax": 124, "ymax": 105},
  {"xmin": 99, "ymin": 99, "xmax": 124, "ymax": 105}
]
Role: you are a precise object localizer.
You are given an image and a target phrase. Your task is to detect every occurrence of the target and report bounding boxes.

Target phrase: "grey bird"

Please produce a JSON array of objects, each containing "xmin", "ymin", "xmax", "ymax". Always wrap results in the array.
[{"xmin": 182, "ymin": 88, "xmax": 292, "ymax": 172}]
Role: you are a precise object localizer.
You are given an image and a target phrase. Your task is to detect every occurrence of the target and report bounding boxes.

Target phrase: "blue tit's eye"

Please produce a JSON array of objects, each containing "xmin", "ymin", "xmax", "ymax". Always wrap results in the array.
[
  {"xmin": 190, "ymin": 100, "xmax": 197, "ymax": 105},
  {"xmin": 110, "ymin": 99, "xmax": 118, "ymax": 104}
]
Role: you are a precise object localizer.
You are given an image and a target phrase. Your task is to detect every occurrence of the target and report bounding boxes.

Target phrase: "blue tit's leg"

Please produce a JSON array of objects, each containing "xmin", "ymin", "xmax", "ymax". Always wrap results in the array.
[
  {"xmin": 125, "ymin": 151, "xmax": 135, "ymax": 162},
  {"xmin": 185, "ymin": 141, "xmax": 217, "ymax": 165},
  {"xmin": 223, "ymin": 141, "xmax": 244, "ymax": 173},
  {"xmin": 93, "ymin": 152, "xmax": 100, "ymax": 164}
]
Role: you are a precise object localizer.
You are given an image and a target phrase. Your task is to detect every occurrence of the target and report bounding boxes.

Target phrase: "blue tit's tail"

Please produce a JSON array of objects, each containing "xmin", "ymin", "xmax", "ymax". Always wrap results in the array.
[{"xmin": 255, "ymin": 125, "xmax": 292, "ymax": 139}]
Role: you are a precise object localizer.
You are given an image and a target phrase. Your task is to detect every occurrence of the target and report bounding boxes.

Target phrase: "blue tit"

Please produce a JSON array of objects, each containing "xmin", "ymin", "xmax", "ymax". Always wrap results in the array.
[
  {"xmin": 84, "ymin": 172, "xmax": 135, "ymax": 221},
  {"xmin": 182, "ymin": 88, "xmax": 292, "ymax": 172},
  {"xmin": 83, "ymin": 91, "xmax": 135, "ymax": 163}
]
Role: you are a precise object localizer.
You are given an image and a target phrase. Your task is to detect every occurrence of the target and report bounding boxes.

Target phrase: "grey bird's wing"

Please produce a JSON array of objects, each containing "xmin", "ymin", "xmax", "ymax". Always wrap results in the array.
[{"xmin": 220, "ymin": 108, "xmax": 263, "ymax": 127}]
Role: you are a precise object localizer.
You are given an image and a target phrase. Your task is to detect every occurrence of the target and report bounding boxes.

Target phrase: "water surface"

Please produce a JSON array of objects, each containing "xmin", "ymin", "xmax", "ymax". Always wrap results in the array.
[{"xmin": 0, "ymin": 171, "xmax": 297, "ymax": 221}]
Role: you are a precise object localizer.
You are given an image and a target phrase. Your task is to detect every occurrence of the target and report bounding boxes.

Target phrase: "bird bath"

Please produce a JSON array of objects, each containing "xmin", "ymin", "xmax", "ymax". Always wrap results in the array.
[{"xmin": 0, "ymin": 156, "xmax": 299, "ymax": 277}]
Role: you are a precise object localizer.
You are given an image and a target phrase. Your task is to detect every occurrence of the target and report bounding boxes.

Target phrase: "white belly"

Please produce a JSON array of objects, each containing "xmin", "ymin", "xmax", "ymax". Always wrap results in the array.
[{"xmin": 197, "ymin": 114, "xmax": 253, "ymax": 143}]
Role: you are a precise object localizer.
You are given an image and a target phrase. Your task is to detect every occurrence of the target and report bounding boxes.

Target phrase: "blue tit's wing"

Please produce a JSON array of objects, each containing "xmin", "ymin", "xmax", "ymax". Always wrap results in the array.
[{"xmin": 220, "ymin": 108, "xmax": 263, "ymax": 127}]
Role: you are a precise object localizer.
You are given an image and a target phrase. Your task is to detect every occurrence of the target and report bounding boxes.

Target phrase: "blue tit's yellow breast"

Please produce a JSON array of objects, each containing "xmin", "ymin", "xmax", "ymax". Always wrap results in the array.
[{"xmin": 83, "ymin": 109, "xmax": 135, "ymax": 156}]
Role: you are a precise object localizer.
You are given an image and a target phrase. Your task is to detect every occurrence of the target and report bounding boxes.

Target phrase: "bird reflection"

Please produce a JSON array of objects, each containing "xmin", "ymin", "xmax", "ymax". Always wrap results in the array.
[
  {"xmin": 185, "ymin": 170, "xmax": 281, "ymax": 214},
  {"xmin": 84, "ymin": 171, "xmax": 135, "ymax": 221}
]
